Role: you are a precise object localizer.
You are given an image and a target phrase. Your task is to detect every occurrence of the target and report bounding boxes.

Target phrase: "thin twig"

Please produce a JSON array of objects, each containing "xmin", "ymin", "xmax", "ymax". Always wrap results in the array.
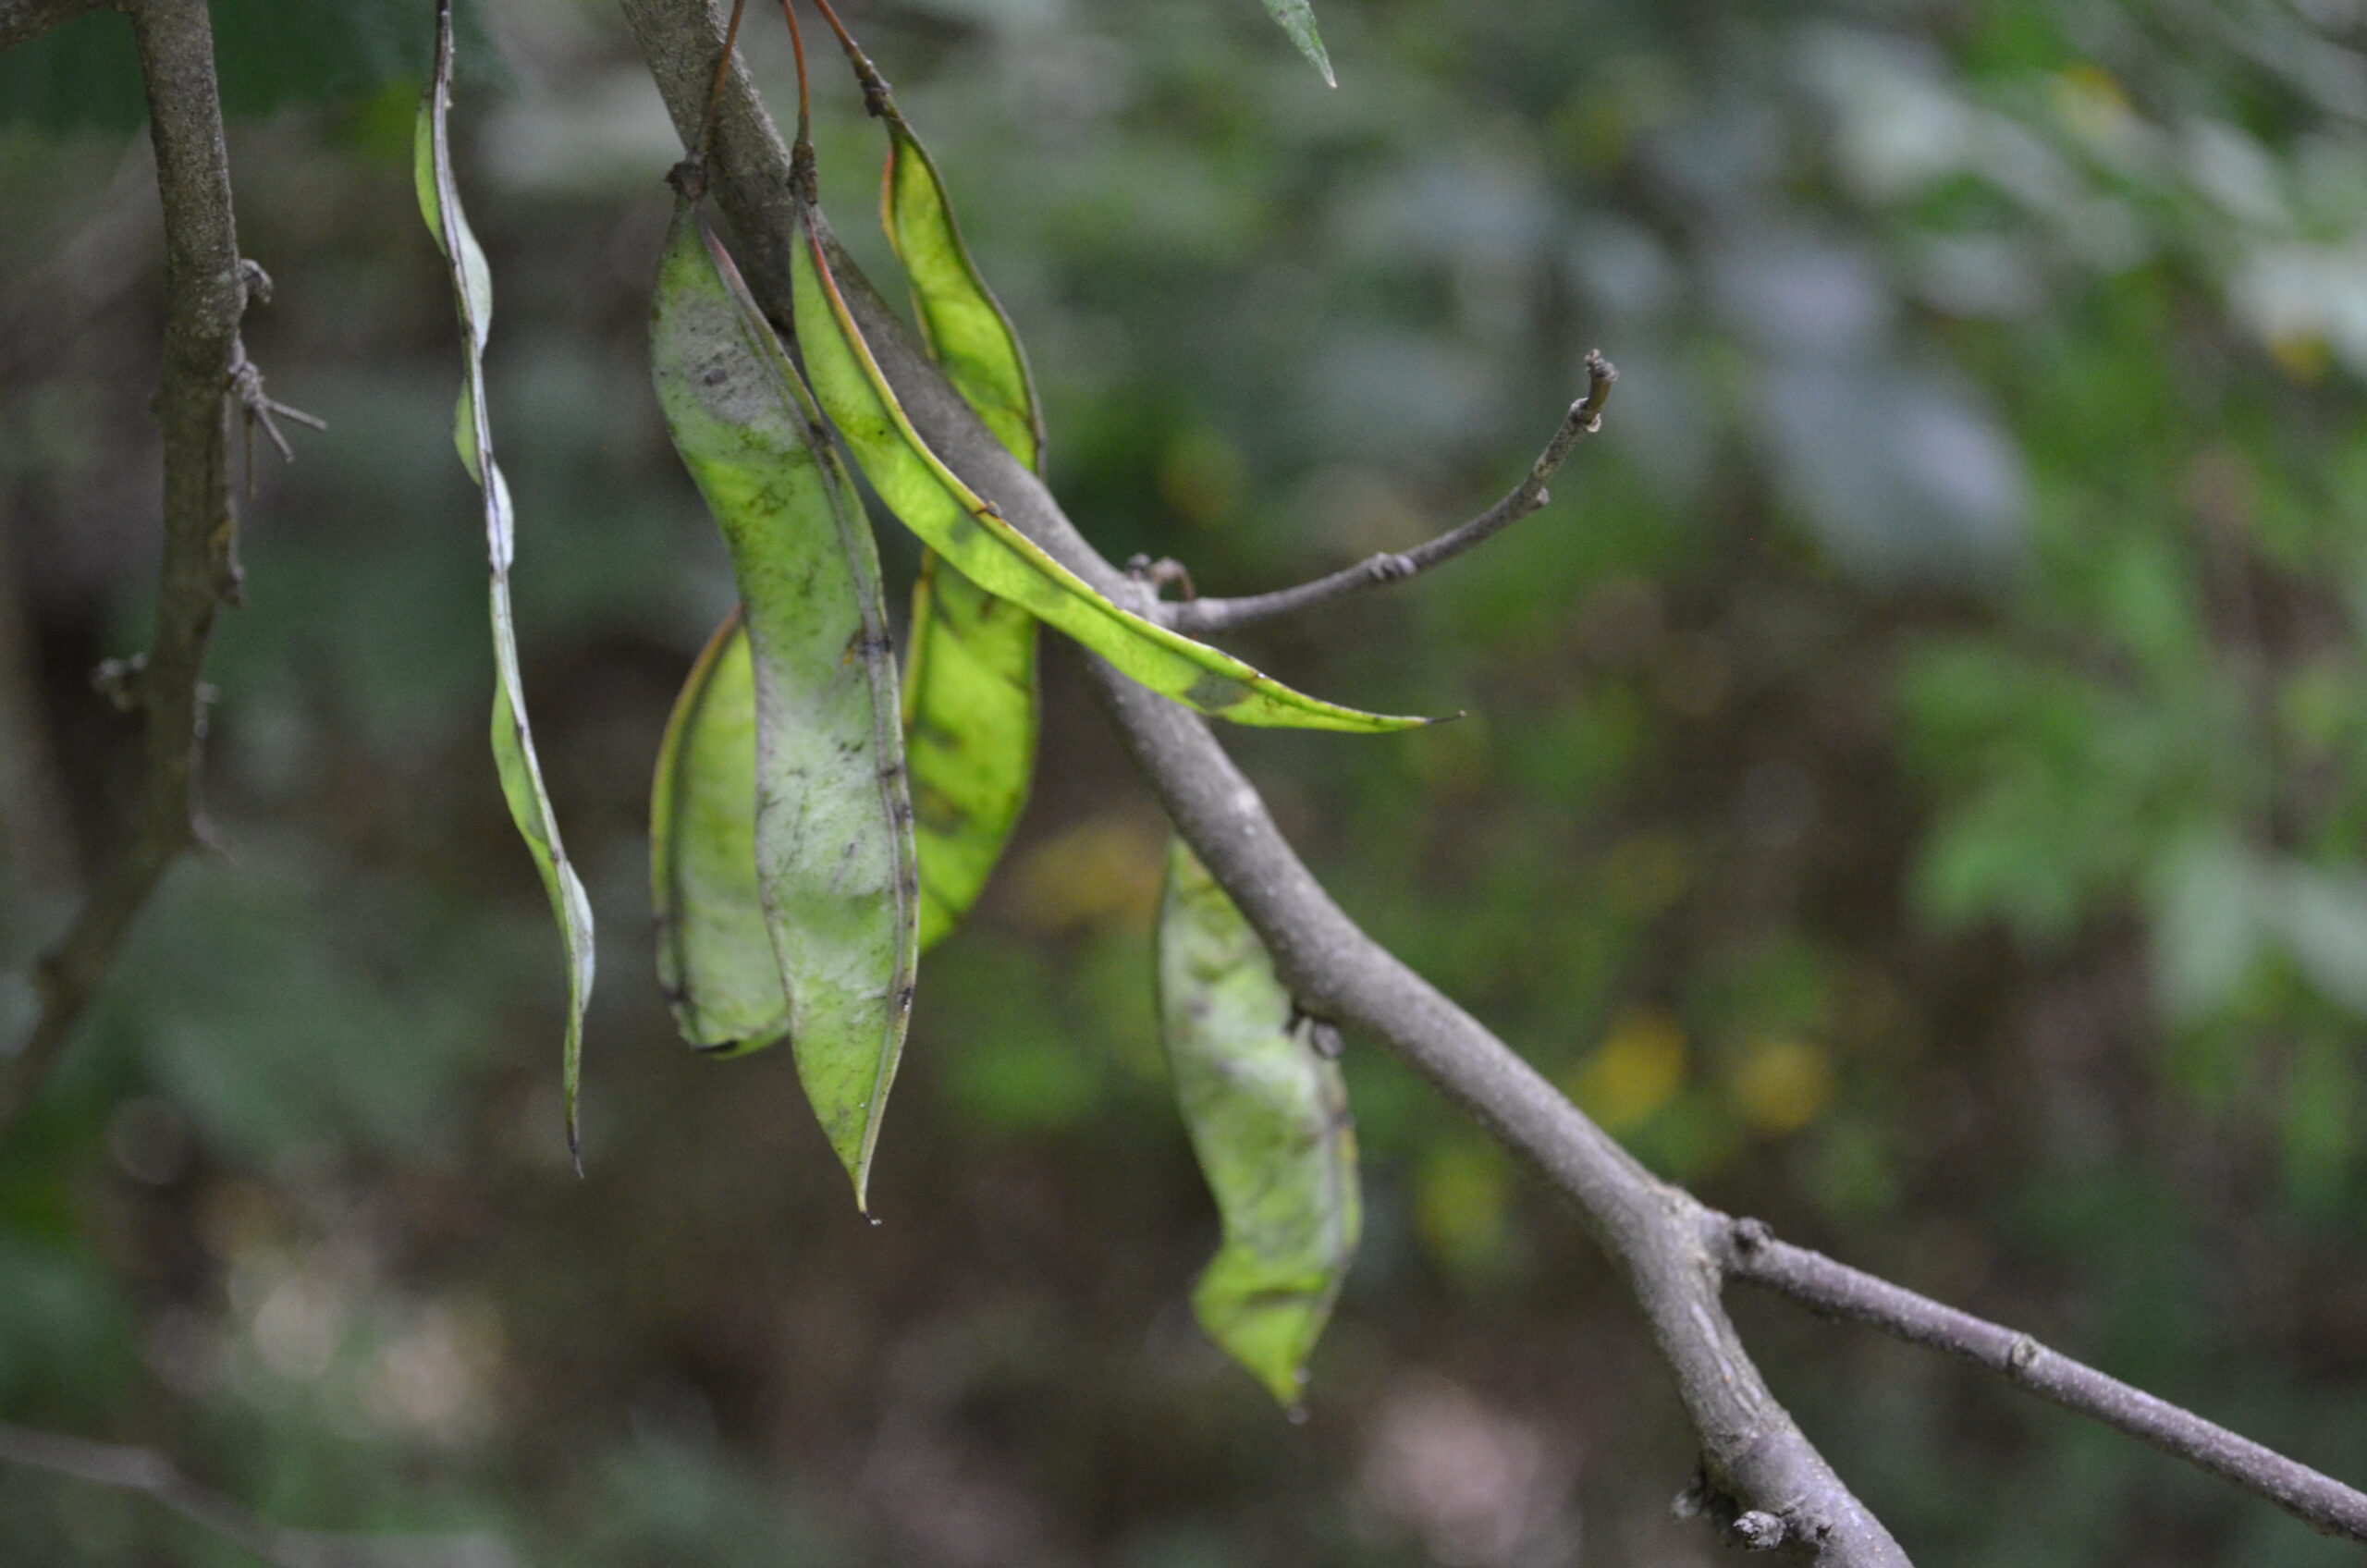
[
  {"xmin": 0, "ymin": 1420, "xmax": 520, "ymax": 1568},
  {"xmin": 806, "ymin": 0, "xmax": 893, "ymax": 117},
  {"xmin": 0, "ymin": 0, "xmax": 271, "ymax": 1128},
  {"xmin": 1165, "ymin": 351, "xmax": 1616, "ymax": 636},
  {"xmin": 776, "ymin": 0, "xmax": 814, "ymax": 184},
  {"xmin": 1720, "ymin": 1218, "xmax": 2367, "ymax": 1541},
  {"xmin": 230, "ymin": 338, "xmax": 326, "ymax": 496},
  {"xmin": 0, "ymin": 0, "xmax": 101, "ymax": 51}
]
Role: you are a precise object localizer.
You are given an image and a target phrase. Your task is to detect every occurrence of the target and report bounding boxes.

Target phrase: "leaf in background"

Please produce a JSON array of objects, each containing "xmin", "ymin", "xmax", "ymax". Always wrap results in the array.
[
  {"xmin": 873, "ymin": 103, "xmax": 1044, "ymax": 952},
  {"xmin": 415, "ymin": 0, "xmax": 595, "ymax": 1162},
  {"xmin": 793, "ymin": 205, "xmax": 1427, "ymax": 734},
  {"xmin": 650, "ymin": 202, "xmax": 918, "ymax": 1207},
  {"xmin": 1157, "ymin": 839, "xmax": 1358, "ymax": 1409},
  {"xmin": 0, "ymin": 0, "xmax": 502, "ymax": 134},
  {"xmin": 651, "ymin": 611, "xmax": 791, "ymax": 1054},
  {"xmin": 1259, "ymin": 0, "xmax": 1336, "ymax": 88}
]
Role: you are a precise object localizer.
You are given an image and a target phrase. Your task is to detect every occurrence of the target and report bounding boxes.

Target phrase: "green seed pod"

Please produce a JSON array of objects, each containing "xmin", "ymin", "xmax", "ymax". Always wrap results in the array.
[
  {"xmin": 867, "ymin": 108, "xmax": 1046, "ymax": 952},
  {"xmin": 650, "ymin": 202, "xmax": 918, "ymax": 1208},
  {"xmin": 650, "ymin": 611, "xmax": 790, "ymax": 1054},
  {"xmin": 879, "ymin": 116, "xmax": 1045, "ymax": 473},
  {"xmin": 1157, "ymin": 839, "xmax": 1359, "ymax": 1409},
  {"xmin": 902, "ymin": 558, "xmax": 1036, "ymax": 952}
]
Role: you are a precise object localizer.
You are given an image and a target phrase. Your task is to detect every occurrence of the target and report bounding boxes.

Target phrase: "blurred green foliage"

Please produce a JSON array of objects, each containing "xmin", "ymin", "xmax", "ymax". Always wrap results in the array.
[
  {"xmin": 0, "ymin": 0, "xmax": 500, "ymax": 133},
  {"xmin": 4, "ymin": 0, "xmax": 2367, "ymax": 1564}
]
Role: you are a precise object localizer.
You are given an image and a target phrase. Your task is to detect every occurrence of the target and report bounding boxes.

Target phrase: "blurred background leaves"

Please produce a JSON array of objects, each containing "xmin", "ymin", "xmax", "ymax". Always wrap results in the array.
[{"xmin": 4, "ymin": 0, "xmax": 2367, "ymax": 1563}]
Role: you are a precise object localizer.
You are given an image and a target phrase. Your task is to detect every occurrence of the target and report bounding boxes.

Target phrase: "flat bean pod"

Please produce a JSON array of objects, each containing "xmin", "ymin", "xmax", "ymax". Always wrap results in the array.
[
  {"xmin": 1157, "ymin": 840, "xmax": 1359, "ymax": 1409},
  {"xmin": 651, "ymin": 202, "xmax": 918, "ymax": 1207},
  {"xmin": 869, "ymin": 106, "xmax": 1045, "ymax": 951},
  {"xmin": 650, "ymin": 609, "xmax": 791, "ymax": 1053},
  {"xmin": 880, "ymin": 116, "xmax": 1045, "ymax": 472},
  {"xmin": 902, "ymin": 559, "xmax": 1036, "ymax": 952}
]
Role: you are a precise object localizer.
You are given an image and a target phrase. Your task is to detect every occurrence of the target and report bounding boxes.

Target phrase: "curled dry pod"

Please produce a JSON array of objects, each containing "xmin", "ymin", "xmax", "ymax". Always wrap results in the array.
[
  {"xmin": 1157, "ymin": 839, "xmax": 1359, "ymax": 1409},
  {"xmin": 416, "ymin": 0, "xmax": 595, "ymax": 1161},
  {"xmin": 875, "ymin": 105, "xmax": 1042, "ymax": 952},
  {"xmin": 650, "ymin": 201, "xmax": 918, "ymax": 1207},
  {"xmin": 791, "ymin": 200, "xmax": 1429, "ymax": 735},
  {"xmin": 650, "ymin": 609, "xmax": 789, "ymax": 1053}
]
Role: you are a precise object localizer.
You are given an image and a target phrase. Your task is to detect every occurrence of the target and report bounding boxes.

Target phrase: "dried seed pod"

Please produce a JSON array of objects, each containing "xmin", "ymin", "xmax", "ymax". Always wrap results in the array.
[{"xmin": 416, "ymin": 0, "xmax": 595, "ymax": 1163}]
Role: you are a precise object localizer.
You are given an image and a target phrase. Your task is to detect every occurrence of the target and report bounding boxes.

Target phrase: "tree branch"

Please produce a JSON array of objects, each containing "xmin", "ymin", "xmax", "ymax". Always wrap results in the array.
[
  {"xmin": 1719, "ymin": 1218, "xmax": 2367, "ymax": 1539},
  {"xmin": 620, "ymin": 5, "xmax": 1893, "ymax": 1557},
  {"xmin": 616, "ymin": 0, "xmax": 2365, "ymax": 1555},
  {"xmin": 0, "ymin": 0, "xmax": 255, "ymax": 1127},
  {"xmin": 1164, "ymin": 352, "xmax": 1616, "ymax": 636},
  {"xmin": 0, "ymin": 0, "xmax": 104, "ymax": 52},
  {"xmin": 0, "ymin": 1420, "xmax": 520, "ymax": 1568}
]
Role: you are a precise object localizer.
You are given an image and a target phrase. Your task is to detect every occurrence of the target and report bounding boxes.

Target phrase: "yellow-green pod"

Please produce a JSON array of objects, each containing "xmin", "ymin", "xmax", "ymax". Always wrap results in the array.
[
  {"xmin": 879, "ymin": 117, "xmax": 1044, "ymax": 472},
  {"xmin": 651, "ymin": 610, "xmax": 790, "ymax": 1053},
  {"xmin": 902, "ymin": 558, "xmax": 1036, "ymax": 952},
  {"xmin": 1157, "ymin": 839, "xmax": 1359, "ymax": 1409},
  {"xmin": 868, "ymin": 107, "xmax": 1045, "ymax": 951}
]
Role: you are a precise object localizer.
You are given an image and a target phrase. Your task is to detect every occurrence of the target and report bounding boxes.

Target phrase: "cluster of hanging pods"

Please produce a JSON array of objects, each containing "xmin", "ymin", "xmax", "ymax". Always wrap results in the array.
[{"xmin": 417, "ymin": 0, "xmax": 1369, "ymax": 1410}]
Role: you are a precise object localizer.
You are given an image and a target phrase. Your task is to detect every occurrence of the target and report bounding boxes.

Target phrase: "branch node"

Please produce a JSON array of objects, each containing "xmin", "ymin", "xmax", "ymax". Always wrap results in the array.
[
  {"xmin": 92, "ymin": 654, "xmax": 147, "ymax": 712},
  {"xmin": 2005, "ymin": 1332, "xmax": 2042, "ymax": 1376},
  {"xmin": 1731, "ymin": 1510, "xmax": 1787, "ymax": 1550},
  {"xmin": 785, "ymin": 125, "xmax": 823, "ymax": 212},
  {"xmin": 1127, "ymin": 555, "xmax": 1198, "ymax": 599},
  {"xmin": 1670, "ymin": 1470, "xmax": 1711, "ymax": 1521},
  {"xmin": 238, "ymin": 255, "xmax": 272, "ymax": 307},
  {"xmin": 667, "ymin": 156, "xmax": 709, "ymax": 204},
  {"xmin": 1732, "ymin": 1215, "xmax": 1774, "ymax": 1255}
]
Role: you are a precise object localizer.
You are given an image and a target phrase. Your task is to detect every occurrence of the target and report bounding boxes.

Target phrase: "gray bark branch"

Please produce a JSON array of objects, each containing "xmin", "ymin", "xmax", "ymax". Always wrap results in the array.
[
  {"xmin": 1721, "ymin": 1219, "xmax": 2367, "ymax": 1539},
  {"xmin": 0, "ymin": 0, "xmax": 253, "ymax": 1125}
]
